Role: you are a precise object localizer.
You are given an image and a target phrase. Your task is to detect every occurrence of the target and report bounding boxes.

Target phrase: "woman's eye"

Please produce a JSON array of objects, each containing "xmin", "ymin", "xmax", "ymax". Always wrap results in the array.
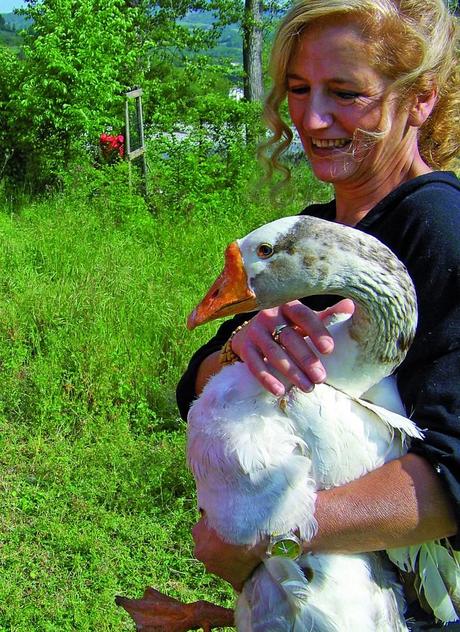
[
  {"xmin": 335, "ymin": 91, "xmax": 360, "ymax": 100},
  {"xmin": 288, "ymin": 85, "xmax": 309, "ymax": 95},
  {"xmin": 257, "ymin": 243, "xmax": 274, "ymax": 259}
]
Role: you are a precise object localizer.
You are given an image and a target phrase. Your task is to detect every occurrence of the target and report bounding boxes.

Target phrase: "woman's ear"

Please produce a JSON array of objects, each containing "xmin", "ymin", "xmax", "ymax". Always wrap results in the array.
[{"xmin": 408, "ymin": 89, "xmax": 438, "ymax": 127}]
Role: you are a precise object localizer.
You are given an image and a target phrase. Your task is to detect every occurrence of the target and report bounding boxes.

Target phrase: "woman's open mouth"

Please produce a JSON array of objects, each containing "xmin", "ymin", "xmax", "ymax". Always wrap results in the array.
[{"xmin": 311, "ymin": 138, "xmax": 352, "ymax": 152}]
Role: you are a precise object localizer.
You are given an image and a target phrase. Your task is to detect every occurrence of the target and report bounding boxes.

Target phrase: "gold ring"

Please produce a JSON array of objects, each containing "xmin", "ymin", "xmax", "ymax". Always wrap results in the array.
[{"xmin": 272, "ymin": 323, "xmax": 289, "ymax": 344}]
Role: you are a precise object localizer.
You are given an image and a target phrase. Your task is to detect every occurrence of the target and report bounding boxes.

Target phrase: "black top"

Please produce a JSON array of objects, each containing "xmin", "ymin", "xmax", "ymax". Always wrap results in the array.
[{"xmin": 176, "ymin": 171, "xmax": 460, "ymax": 549}]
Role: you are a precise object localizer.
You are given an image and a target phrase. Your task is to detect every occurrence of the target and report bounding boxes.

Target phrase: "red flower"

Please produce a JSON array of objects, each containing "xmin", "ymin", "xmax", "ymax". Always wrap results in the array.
[{"xmin": 99, "ymin": 132, "xmax": 125, "ymax": 160}]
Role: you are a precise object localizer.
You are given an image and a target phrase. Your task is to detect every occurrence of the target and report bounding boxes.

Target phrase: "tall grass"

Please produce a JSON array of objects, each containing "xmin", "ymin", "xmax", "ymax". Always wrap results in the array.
[{"xmin": 0, "ymin": 157, "xmax": 331, "ymax": 630}]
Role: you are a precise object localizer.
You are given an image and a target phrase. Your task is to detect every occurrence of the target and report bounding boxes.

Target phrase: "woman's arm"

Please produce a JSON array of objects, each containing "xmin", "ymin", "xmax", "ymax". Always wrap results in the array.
[
  {"xmin": 188, "ymin": 293, "xmax": 458, "ymax": 591},
  {"xmin": 312, "ymin": 452, "xmax": 457, "ymax": 553},
  {"xmin": 195, "ymin": 350, "xmax": 221, "ymax": 396},
  {"xmin": 193, "ymin": 452, "xmax": 457, "ymax": 591}
]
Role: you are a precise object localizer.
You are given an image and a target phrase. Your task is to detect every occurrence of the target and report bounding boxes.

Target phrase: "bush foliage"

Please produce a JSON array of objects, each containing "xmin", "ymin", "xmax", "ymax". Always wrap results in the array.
[{"xmin": 1, "ymin": 0, "xmax": 147, "ymax": 190}]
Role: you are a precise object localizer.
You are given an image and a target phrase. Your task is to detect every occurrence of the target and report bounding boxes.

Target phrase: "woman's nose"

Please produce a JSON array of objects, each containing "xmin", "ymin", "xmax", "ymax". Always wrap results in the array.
[{"xmin": 303, "ymin": 94, "xmax": 333, "ymax": 130}]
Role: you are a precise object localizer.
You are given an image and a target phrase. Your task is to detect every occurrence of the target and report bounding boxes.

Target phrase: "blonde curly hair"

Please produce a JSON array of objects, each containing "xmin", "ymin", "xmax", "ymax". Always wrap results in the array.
[{"xmin": 260, "ymin": 0, "xmax": 459, "ymax": 178}]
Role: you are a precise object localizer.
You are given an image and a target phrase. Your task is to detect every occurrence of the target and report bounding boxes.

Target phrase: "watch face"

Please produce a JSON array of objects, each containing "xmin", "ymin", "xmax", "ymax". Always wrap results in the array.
[{"xmin": 271, "ymin": 538, "xmax": 302, "ymax": 559}]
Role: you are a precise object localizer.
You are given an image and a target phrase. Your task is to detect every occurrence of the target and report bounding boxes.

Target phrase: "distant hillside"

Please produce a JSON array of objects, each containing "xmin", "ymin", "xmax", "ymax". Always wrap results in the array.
[
  {"xmin": 0, "ymin": 9, "xmax": 242, "ymax": 60},
  {"xmin": 2, "ymin": 12, "xmax": 31, "ymax": 31},
  {"xmin": 0, "ymin": 11, "xmax": 30, "ymax": 48},
  {"xmin": 180, "ymin": 9, "xmax": 280, "ymax": 63},
  {"xmin": 181, "ymin": 10, "xmax": 242, "ymax": 63},
  {"xmin": 210, "ymin": 25, "xmax": 242, "ymax": 63}
]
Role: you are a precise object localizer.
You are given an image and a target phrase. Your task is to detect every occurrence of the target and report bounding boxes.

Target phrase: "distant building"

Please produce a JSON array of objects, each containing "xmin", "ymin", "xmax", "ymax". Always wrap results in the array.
[{"xmin": 229, "ymin": 87, "xmax": 244, "ymax": 101}]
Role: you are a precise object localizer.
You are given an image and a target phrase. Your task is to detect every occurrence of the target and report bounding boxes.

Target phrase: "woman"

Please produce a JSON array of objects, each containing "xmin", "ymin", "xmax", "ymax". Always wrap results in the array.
[{"xmin": 177, "ymin": 0, "xmax": 460, "ymax": 627}]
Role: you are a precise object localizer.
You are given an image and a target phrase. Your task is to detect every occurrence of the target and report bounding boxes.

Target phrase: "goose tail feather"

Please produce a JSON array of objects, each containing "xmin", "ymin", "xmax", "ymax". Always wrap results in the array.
[
  {"xmin": 236, "ymin": 557, "xmax": 310, "ymax": 631},
  {"xmin": 387, "ymin": 541, "xmax": 460, "ymax": 623}
]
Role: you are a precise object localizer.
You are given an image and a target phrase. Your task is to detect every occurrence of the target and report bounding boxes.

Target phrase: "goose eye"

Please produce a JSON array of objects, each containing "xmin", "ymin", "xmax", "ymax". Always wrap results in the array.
[{"xmin": 257, "ymin": 243, "xmax": 274, "ymax": 259}]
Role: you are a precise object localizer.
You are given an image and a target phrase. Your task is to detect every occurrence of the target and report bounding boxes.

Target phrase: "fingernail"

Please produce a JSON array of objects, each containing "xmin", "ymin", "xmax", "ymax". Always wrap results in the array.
[
  {"xmin": 273, "ymin": 384, "xmax": 285, "ymax": 397},
  {"xmin": 300, "ymin": 378, "xmax": 314, "ymax": 392},
  {"xmin": 310, "ymin": 368, "xmax": 325, "ymax": 382},
  {"xmin": 318, "ymin": 337, "xmax": 333, "ymax": 353}
]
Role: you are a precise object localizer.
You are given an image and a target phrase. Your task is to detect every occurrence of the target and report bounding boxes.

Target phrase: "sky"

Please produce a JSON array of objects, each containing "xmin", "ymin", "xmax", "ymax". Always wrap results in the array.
[{"xmin": 1, "ymin": 0, "xmax": 26, "ymax": 12}]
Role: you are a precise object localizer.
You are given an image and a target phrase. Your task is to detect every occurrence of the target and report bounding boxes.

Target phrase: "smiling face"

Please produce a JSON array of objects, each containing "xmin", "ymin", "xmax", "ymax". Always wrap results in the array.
[{"xmin": 286, "ymin": 21, "xmax": 411, "ymax": 186}]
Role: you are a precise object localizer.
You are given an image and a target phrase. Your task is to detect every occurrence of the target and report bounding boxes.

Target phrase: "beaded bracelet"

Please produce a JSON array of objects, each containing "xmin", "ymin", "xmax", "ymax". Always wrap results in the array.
[{"xmin": 219, "ymin": 321, "xmax": 250, "ymax": 366}]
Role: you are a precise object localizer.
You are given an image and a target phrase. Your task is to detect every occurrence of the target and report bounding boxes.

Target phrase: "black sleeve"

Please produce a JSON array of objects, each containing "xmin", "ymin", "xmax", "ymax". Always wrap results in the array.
[{"xmin": 382, "ymin": 184, "xmax": 460, "ymax": 546}]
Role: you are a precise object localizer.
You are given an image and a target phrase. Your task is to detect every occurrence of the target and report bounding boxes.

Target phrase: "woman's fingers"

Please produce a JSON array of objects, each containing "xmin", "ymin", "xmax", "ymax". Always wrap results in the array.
[
  {"xmin": 230, "ymin": 300, "xmax": 355, "ymax": 397},
  {"xmin": 244, "ymin": 340, "xmax": 314, "ymax": 397},
  {"xmin": 232, "ymin": 305, "xmax": 321, "ymax": 396},
  {"xmin": 318, "ymin": 298, "xmax": 355, "ymax": 324},
  {"xmin": 281, "ymin": 301, "xmax": 334, "ymax": 353},
  {"xmin": 192, "ymin": 515, "xmax": 264, "ymax": 591},
  {"xmin": 274, "ymin": 324, "xmax": 326, "ymax": 384},
  {"xmin": 236, "ymin": 321, "xmax": 293, "ymax": 396}
]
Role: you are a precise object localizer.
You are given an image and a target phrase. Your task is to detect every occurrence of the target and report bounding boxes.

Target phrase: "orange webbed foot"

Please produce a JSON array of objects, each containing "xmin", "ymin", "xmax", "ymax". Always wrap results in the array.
[{"xmin": 116, "ymin": 587, "xmax": 235, "ymax": 631}]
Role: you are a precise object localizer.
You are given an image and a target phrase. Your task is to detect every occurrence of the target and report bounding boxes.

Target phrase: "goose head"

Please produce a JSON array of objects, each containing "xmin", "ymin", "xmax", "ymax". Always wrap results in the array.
[{"xmin": 188, "ymin": 215, "xmax": 417, "ymax": 382}]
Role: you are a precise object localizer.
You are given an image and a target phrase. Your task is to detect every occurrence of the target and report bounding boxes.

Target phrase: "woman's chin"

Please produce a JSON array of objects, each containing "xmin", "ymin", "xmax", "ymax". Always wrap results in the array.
[{"xmin": 309, "ymin": 158, "xmax": 358, "ymax": 184}]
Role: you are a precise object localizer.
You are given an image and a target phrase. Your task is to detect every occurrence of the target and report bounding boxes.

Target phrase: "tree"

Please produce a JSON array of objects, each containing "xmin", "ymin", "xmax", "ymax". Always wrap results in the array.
[
  {"xmin": 208, "ymin": 0, "xmax": 286, "ymax": 103},
  {"xmin": 242, "ymin": 0, "xmax": 263, "ymax": 102}
]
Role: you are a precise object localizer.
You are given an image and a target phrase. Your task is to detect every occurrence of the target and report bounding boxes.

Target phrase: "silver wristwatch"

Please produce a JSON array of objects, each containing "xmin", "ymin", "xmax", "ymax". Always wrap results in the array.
[{"xmin": 266, "ymin": 532, "xmax": 302, "ymax": 560}]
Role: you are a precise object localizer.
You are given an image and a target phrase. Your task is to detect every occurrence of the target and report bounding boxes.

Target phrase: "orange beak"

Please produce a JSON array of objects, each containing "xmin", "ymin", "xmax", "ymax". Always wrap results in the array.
[{"xmin": 187, "ymin": 241, "xmax": 257, "ymax": 330}]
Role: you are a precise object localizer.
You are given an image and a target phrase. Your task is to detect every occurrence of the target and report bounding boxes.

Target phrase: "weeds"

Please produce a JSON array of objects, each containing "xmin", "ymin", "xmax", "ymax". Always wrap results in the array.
[{"xmin": 0, "ymin": 155, "xmax": 330, "ymax": 630}]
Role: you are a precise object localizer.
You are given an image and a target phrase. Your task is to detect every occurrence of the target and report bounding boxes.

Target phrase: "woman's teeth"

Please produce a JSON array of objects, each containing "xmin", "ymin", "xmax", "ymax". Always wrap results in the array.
[{"xmin": 312, "ymin": 138, "xmax": 351, "ymax": 148}]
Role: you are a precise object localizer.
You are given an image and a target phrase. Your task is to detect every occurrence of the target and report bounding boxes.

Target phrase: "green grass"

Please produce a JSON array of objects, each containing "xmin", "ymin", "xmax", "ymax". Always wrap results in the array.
[{"xmin": 0, "ymin": 157, "xmax": 331, "ymax": 630}]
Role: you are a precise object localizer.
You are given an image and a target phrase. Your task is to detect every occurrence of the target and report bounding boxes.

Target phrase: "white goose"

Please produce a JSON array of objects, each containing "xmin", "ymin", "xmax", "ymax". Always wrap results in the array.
[{"xmin": 187, "ymin": 215, "xmax": 460, "ymax": 631}]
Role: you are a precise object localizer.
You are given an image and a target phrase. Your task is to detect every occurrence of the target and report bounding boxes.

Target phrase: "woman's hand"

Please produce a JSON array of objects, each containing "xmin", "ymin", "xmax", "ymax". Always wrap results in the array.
[
  {"xmin": 231, "ymin": 298, "xmax": 354, "ymax": 397},
  {"xmin": 192, "ymin": 515, "xmax": 267, "ymax": 592}
]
